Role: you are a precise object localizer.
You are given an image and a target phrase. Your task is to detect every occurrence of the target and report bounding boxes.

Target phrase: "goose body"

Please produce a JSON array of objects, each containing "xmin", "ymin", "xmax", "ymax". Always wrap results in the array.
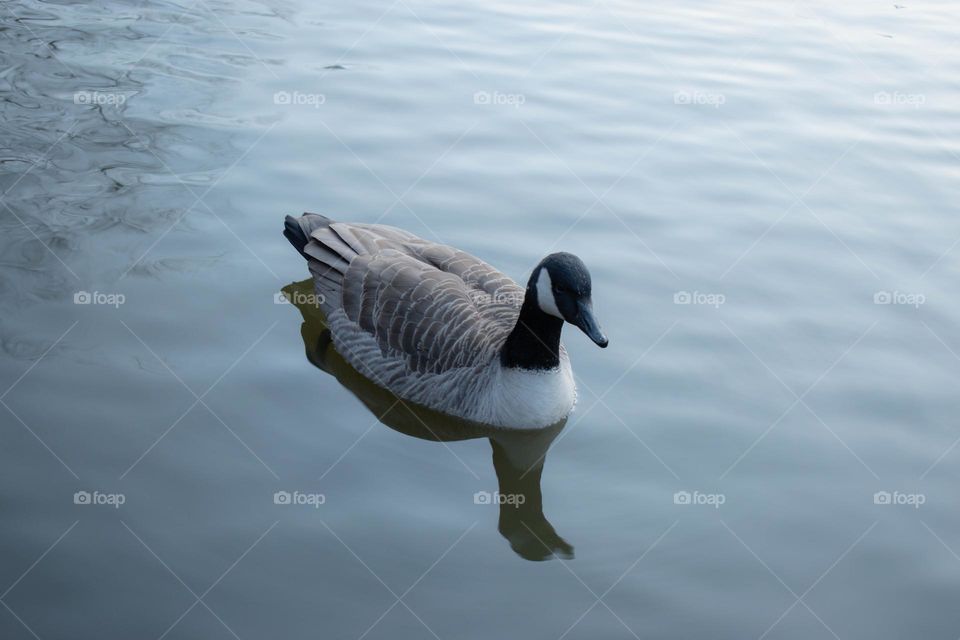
[{"xmin": 284, "ymin": 213, "xmax": 607, "ymax": 429}]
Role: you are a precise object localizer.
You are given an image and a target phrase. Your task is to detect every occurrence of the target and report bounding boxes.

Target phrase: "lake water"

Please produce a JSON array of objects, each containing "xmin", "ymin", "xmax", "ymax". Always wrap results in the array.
[{"xmin": 2, "ymin": 0, "xmax": 960, "ymax": 638}]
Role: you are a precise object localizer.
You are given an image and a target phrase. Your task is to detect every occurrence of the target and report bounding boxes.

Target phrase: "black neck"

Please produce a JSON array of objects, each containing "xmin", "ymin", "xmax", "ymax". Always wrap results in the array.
[{"xmin": 500, "ymin": 290, "xmax": 563, "ymax": 371}]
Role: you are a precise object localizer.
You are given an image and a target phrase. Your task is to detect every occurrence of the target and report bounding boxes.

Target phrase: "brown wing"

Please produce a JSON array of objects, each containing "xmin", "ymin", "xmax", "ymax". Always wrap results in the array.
[
  {"xmin": 340, "ymin": 247, "xmax": 523, "ymax": 375},
  {"xmin": 292, "ymin": 215, "xmax": 525, "ymax": 375}
]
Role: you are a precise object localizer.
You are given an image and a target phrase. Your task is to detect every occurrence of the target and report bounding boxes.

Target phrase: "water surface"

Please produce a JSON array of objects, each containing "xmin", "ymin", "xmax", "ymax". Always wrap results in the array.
[{"xmin": 3, "ymin": 1, "xmax": 960, "ymax": 638}]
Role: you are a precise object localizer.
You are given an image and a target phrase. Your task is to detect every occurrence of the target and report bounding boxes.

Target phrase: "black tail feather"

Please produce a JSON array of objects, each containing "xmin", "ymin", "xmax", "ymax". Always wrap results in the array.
[
  {"xmin": 283, "ymin": 212, "xmax": 333, "ymax": 258},
  {"xmin": 283, "ymin": 215, "xmax": 309, "ymax": 257}
]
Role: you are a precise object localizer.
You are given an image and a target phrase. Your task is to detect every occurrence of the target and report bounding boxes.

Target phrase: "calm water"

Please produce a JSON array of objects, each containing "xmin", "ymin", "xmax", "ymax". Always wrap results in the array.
[{"xmin": 2, "ymin": 0, "xmax": 960, "ymax": 638}]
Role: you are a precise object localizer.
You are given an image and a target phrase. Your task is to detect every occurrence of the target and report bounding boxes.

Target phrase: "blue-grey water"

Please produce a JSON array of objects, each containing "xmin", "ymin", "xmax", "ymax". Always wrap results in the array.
[{"xmin": 2, "ymin": 0, "xmax": 960, "ymax": 638}]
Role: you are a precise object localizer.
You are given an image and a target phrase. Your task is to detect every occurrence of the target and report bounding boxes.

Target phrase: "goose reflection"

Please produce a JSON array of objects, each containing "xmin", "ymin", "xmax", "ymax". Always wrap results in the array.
[{"xmin": 283, "ymin": 279, "xmax": 574, "ymax": 561}]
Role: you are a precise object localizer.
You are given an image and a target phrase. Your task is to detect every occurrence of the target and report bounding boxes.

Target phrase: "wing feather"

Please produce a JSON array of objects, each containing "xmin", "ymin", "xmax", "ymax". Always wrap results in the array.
[
  {"xmin": 337, "ymin": 248, "xmax": 520, "ymax": 375},
  {"xmin": 296, "ymin": 218, "xmax": 526, "ymax": 377}
]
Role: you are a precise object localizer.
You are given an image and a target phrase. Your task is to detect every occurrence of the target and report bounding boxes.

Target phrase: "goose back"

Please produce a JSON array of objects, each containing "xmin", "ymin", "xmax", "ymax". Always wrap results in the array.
[{"xmin": 290, "ymin": 213, "xmax": 528, "ymax": 377}]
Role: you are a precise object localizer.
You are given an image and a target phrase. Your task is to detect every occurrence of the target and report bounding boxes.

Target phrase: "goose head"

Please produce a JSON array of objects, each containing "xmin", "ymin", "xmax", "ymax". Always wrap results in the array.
[{"xmin": 531, "ymin": 252, "xmax": 608, "ymax": 348}]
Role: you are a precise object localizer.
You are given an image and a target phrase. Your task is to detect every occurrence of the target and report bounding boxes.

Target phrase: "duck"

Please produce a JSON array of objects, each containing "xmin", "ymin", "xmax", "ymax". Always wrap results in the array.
[{"xmin": 283, "ymin": 212, "xmax": 608, "ymax": 429}]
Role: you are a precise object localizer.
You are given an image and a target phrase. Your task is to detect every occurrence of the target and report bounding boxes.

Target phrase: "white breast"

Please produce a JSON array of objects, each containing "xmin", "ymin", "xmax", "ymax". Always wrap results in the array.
[{"xmin": 468, "ymin": 356, "xmax": 577, "ymax": 429}]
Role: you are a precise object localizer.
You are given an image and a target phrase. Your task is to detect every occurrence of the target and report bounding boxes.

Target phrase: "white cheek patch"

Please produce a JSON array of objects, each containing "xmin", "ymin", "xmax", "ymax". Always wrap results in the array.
[{"xmin": 536, "ymin": 269, "xmax": 563, "ymax": 318}]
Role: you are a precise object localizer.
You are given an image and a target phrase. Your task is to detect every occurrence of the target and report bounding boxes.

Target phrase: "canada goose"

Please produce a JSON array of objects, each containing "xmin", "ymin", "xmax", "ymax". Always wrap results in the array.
[{"xmin": 283, "ymin": 213, "xmax": 608, "ymax": 429}]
